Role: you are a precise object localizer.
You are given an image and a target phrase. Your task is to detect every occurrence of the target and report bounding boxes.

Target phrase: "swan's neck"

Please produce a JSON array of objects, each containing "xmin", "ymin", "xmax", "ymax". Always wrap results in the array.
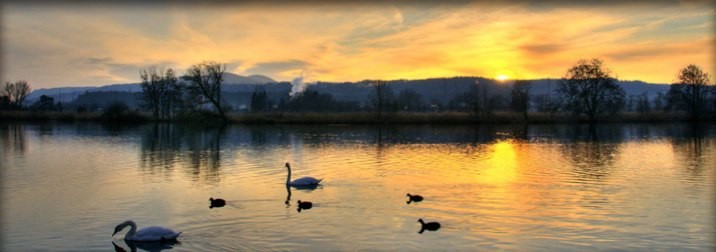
[
  {"xmin": 124, "ymin": 221, "xmax": 137, "ymax": 240},
  {"xmin": 286, "ymin": 165, "xmax": 292, "ymax": 185}
]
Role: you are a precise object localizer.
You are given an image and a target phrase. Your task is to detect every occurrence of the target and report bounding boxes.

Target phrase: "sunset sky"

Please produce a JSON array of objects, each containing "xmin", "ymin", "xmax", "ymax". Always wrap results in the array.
[{"xmin": 2, "ymin": 1, "xmax": 714, "ymax": 89}]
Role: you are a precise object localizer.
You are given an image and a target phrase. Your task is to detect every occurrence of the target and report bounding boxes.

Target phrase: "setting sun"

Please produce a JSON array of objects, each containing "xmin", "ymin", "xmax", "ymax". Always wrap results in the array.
[{"xmin": 496, "ymin": 74, "xmax": 510, "ymax": 81}]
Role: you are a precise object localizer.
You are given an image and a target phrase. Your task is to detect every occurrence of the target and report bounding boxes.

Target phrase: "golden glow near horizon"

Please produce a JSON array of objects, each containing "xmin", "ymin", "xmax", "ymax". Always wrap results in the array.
[
  {"xmin": 2, "ymin": 2, "xmax": 714, "ymax": 88},
  {"xmin": 496, "ymin": 74, "xmax": 510, "ymax": 82}
]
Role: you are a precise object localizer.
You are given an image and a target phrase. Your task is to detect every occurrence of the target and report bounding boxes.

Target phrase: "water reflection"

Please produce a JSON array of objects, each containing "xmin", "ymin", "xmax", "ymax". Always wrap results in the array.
[
  {"xmin": 406, "ymin": 193, "xmax": 424, "ymax": 204},
  {"xmin": 296, "ymin": 200, "xmax": 313, "ymax": 212},
  {"xmin": 1, "ymin": 123, "xmax": 27, "ymax": 156},
  {"xmin": 417, "ymin": 219, "xmax": 441, "ymax": 234},
  {"xmin": 2, "ymin": 122, "xmax": 715, "ymax": 251},
  {"xmin": 112, "ymin": 240, "xmax": 179, "ymax": 252},
  {"xmin": 671, "ymin": 124, "xmax": 709, "ymax": 181},
  {"xmin": 139, "ymin": 124, "xmax": 225, "ymax": 183}
]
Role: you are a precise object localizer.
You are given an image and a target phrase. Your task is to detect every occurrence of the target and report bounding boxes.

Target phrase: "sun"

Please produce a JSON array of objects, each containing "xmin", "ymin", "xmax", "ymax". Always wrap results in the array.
[{"xmin": 496, "ymin": 74, "xmax": 509, "ymax": 81}]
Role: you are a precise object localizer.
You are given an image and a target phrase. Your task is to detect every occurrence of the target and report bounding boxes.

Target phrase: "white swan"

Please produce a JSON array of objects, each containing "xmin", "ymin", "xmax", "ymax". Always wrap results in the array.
[
  {"xmin": 285, "ymin": 162, "xmax": 322, "ymax": 187},
  {"xmin": 112, "ymin": 220, "xmax": 182, "ymax": 242}
]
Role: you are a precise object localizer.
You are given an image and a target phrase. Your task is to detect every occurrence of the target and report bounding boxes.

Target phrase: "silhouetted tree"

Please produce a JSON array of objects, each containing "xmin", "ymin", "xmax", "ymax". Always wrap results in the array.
[
  {"xmin": 140, "ymin": 67, "xmax": 182, "ymax": 120},
  {"xmin": 397, "ymin": 88, "xmax": 425, "ymax": 111},
  {"xmin": 533, "ymin": 94, "xmax": 561, "ymax": 115},
  {"xmin": 102, "ymin": 101, "xmax": 129, "ymax": 120},
  {"xmin": 31, "ymin": 95, "xmax": 55, "ymax": 111},
  {"xmin": 510, "ymin": 80, "xmax": 531, "ymax": 119},
  {"xmin": 284, "ymin": 89, "xmax": 344, "ymax": 112},
  {"xmin": 557, "ymin": 59, "xmax": 625, "ymax": 122},
  {"xmin": 368, "ymin": 81, "xmax": 396, "ymax": 119},
  {"xmin": 653, "ymin": 92, "xmax": 668, "ymax": 111},
  {"xmin": 0, "ymin": 95, "xmax": 9, "ymax": 110},
  {"xmin": 250, "ymin": 86, "xmax": 268, "ymax": 112},
  {"xmin": 140, "ymin": 67, "xmax": 163, "ymax": 119},
  {"xmin": 184, "ymin": 61, "xmax": 227, "ymax": 122},
  {"xmin": 668, "ymin": 64, "xmax": 712, "ymax": 121},
  {"xmin": 3, "ymin": 80, "xmax": 31, "ymax": 109},
  {"xmin": 636, "ymin": 93, "xmax": 650, "ymax": 115}
]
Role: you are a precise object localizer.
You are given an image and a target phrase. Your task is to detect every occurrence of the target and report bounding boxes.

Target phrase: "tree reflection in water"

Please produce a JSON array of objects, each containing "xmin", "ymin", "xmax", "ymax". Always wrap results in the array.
[{"xmin": 139, "ymin": 124, "xmax": 225, "ymax": 183}]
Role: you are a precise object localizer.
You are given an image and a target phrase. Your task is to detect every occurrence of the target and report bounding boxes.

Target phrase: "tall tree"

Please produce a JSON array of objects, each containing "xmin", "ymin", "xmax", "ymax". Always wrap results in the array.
[
  {"xmin": 368, "ymin": 80, "xmax": 395, "ymax": 119},
  {"xmin": 250, "ymin": 86, "xmax": 268, "ymax": 113},
  {"xmin": 3, "ymin": 80, "xmax": 31, "ymax": 109},
  {"xmin": 140, "ymin": 67, "xmax": 181, "ymax": 120},
  {"xmin": 668, "ymin": 64, "xmax": 712, "ymax": 121},
  {"xmin": 557, "ymin": 58, "xmax": 625, "ymax": 122},
  {"xmin": 161, "ymin": 68, "xmax": 182, "ymax": 120},
  {"xmin": 184, "ymin": 61, "xmax": 227, "ymax": 122},
  {"xmin": 140, "ymin": 67, "xmax": 164, "ymax": 119},
  {"xmin": 510, "ymin": 80, "xmax": 531, "ymax": 119}
]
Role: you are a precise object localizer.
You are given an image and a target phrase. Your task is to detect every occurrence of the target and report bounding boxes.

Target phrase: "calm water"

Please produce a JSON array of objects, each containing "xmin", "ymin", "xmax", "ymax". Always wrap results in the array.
[{"xmin": 1, "ymin": 122, "xmax": 714, "ymax": 251}]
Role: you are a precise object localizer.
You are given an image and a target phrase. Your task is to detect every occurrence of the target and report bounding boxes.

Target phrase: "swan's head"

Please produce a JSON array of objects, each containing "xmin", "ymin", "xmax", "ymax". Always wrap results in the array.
[
  {"xmin": 113, "ymin": 220, "xmax": 133, "ymax": 236},
  {"xmin": 406, "ymin": 193, "xmax": 411, "ymax": 197},
  {"xmin": 297, "ymin": 200, "xmax": 302, "ymax": 204},
  {"xmin": 285, "ymin": 162, "xmax": 290, "ymax": 168},
  {"xmin": 112, "ymin": 222, "xmax": 126, "ymax": 236},
  {"xmin": 418, "ymin": 219, "xmax": 424, "ymax": 224}
]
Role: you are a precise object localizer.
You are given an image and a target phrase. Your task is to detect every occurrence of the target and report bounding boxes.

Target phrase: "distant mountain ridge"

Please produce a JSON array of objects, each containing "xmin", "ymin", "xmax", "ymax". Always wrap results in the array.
[
  {"xmin": 26, "ymin": 74, "xmax": 671, "ymax": 107},
  {"xmin": 26, "ymin": 73, "xmax": 276, "ymax": 103}
]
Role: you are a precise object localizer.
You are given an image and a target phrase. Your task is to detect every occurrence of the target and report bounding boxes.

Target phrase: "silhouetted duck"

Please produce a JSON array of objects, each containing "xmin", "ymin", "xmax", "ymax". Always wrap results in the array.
[
  {"xmin": 418, "ymin": 219, "xmax": 441, "ymax": 233},
  {"xmin": 297, "ymin": 200, "xmax": 313, "ymax": 212},
  {"xmin": 406, "ymin": 193, "xmax": 423, "ymax": 204},
  {"xmin": 209, "ymin": 197, "xmax": 226, "ymax": 208}
]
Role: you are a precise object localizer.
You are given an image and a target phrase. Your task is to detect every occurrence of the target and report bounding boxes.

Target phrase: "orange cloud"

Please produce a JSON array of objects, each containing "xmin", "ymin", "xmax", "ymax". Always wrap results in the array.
[{"xmin": 1, "ymin": 2, "xmax": 713, "ymax": 88}]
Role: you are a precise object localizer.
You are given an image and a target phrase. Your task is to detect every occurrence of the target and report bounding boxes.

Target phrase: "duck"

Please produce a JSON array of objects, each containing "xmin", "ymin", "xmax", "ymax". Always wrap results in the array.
[
  {"xmin": 418, "ymin": 219, "xmax": 441, "ymax": 233},
  {"xmin": 285, "ymin": 162, "xmax": 322, "ymax": 187},
  {"xmin": 406, "ymin": 193, "xmax": 423, "ymax": 204},
  {"xmin": 112, "ymin": 220, "xmax": 182, "ymax": 242},
  {"xmin": 297, "ymin": 200, "xmax": 313, "ymax": 212},
  {"xmin": 209, "ymin": 197, "xmax": 226, "ymax": 208}
]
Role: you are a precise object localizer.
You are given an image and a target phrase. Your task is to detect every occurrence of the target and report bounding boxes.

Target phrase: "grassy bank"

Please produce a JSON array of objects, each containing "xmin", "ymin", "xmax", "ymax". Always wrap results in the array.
[{"xmin": 2, "ymin": 110, "xmax": 710, "ymax": 124}]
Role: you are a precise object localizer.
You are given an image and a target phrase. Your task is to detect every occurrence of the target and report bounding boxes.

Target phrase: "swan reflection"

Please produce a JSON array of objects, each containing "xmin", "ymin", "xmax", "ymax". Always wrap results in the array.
[{"xmin": 113, "ymin": 240, "xmax": 179, "ymax": 252}]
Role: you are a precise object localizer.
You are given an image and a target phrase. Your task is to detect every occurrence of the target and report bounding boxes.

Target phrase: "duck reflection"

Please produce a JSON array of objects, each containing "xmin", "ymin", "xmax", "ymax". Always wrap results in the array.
[
  {"xmin": 284, "ymin": 184, "xmax": 321, "ymax": 207},
  {"xmin": 113, "ymin": 240, "xmax": 179, "ymax": 252},
  {"xmin": 406, "ymin": 193, "xmax": 423, "ymax": 204},
  {"xmin": 297, "ymin": 200, "xmax": 313, "ymax": 212},
  {"xmin": 209, "ymin": 197, "xmax": 226, "ymax": 209},
  {"xmin": 417, "ymin": 219, "xmax": 441, "ymax": 234}
]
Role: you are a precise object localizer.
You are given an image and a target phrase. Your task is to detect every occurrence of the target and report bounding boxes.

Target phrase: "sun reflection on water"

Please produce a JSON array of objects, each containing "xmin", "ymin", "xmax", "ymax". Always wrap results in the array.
[{"xmin": 480, "ymin": 140, "xmax": 518, "ymax": 185}]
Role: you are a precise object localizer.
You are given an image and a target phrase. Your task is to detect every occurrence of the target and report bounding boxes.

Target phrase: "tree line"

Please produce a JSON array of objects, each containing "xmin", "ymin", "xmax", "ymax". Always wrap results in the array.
[{"xmin": 3, "ymin": 59, "xmax": 714, "ymax": 123}]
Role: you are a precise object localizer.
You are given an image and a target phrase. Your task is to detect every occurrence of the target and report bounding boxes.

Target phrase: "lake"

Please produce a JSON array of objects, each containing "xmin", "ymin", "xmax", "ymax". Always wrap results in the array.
[{"xmin": 1, "ymin": 122, "xmax": 714, "ymax": 251}]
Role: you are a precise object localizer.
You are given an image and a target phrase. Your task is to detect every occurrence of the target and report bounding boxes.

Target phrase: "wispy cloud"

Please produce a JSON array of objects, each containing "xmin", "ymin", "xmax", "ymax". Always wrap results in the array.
[{"xmin": 1, "ymin": 2, "xmax": 713, "ymax": 88}]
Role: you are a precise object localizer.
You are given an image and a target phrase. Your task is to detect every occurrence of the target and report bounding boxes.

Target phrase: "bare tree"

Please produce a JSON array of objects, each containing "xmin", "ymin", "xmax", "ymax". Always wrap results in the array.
[
  {"xmin": 557, "ymin": 59, "xmax": 625, "ymax": 122},
  {"xmin": 140, "ymin": 67, "xmax": 181, "ymax": 120},
  {"xmin": 140, "ymin": 67, "xmax": 164, "ymax": 119},
  {"xmin": 368, "ymin": 80, "xmax": 395, "ymax": 120},
  {"xmin": 161, "ymin": 68, "xmax": 182, "ymax": 119},
  {"xmin": 668, "ymin": 64, "xmax": 712, "ymax": 121},
  {"xmin": 510, "ymin": 80, "xmax": 531, "ymax": 120},
  {"xmin": 3, "ymin": 80, "xmax": 31, "ymax": 109},
  {"xmin": 184, "ymin": 61, "xmax": 227, "ymax": 122}
]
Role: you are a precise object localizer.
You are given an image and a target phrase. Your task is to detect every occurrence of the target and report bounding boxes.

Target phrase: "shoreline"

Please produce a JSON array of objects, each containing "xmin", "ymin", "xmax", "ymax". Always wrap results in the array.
[{"xmin": 1, "ymin": 111, "xmax": 713, "ymax": 124}]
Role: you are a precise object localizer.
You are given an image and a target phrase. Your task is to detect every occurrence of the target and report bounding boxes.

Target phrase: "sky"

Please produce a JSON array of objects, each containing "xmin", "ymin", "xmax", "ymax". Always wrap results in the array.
[{"xmin": 1, "ymin": 1, "xmax": 714, "ymax": 89}]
